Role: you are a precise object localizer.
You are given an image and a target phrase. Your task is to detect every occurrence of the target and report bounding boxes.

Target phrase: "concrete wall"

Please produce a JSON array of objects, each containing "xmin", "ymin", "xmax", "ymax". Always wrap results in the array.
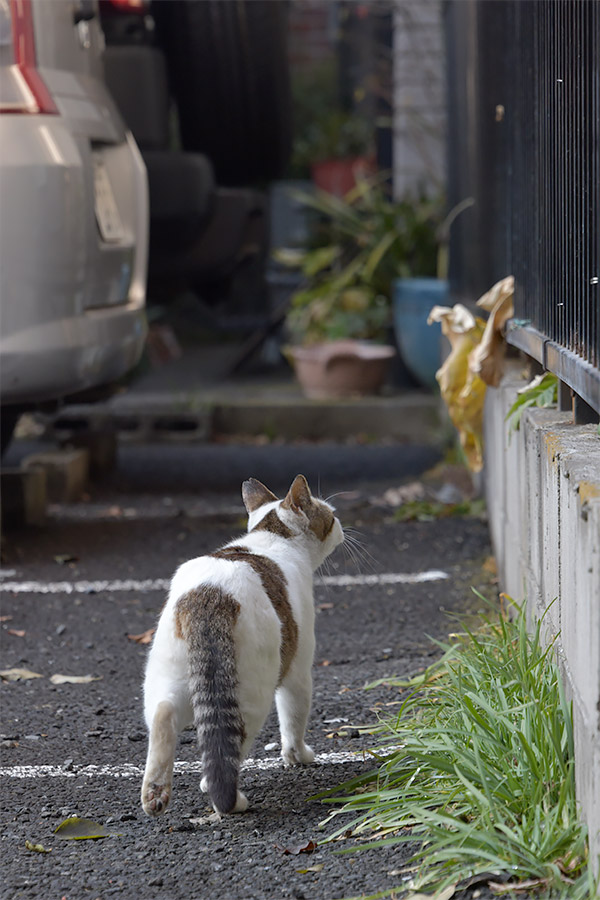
[
  {"xmin": 484, "ymin": 360, "xmax": 600, "ymax": 867},
  {"xmin": 393, "ymin": 0, "xmax": 446, "ymax": 197}
]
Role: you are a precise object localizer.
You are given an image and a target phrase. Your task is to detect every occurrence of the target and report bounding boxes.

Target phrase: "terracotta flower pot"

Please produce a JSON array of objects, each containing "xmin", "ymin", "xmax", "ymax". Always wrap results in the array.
[
  {"xmin": 310, "ymin": 157, "xmax": 374, "ymax": 197},
  {"xmin": 287, "ymin": 340, "xmax": 395, "ymax": 399}
]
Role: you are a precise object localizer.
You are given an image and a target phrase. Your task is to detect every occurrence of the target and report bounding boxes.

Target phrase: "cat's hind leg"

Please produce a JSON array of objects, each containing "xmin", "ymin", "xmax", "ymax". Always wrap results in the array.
[
  {"xmin": 141, "ymin": 699, "xmax": 179, "ymax": 815},
  {"xmin": 275, "ymin": 667, "xmax": 315, "ymax": 767}
]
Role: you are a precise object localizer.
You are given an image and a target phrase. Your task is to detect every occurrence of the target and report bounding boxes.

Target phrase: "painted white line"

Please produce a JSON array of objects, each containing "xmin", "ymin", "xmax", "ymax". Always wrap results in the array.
[
  {"xmin": 0, "ymin": 749, "xmax": 386, "ymax": 781},
  {"xmin": 0, "ymin": 578, "xmax": 171, "ymax": 595},
  {"xmin": 0, "ymin": 570, "xmax": 448, "ymax": 595},
  {"xmin": 320, "ymin": 571, "xmax": 448, "ymax": 587}
]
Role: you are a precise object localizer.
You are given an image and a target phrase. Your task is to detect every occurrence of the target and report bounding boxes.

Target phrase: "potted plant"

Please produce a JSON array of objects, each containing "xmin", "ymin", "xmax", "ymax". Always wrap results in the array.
[
  {"xmin": 306, "ymin": 111, "xmax": 374, "ymax": 196},
  {"xmin": 276, "ymin": 178, "xmax": 441, "ymax": 397},
  {"xmin": 290, "ymin": 86, "xmax": 374, "ymax": 195},
  {"xmin": 392, "ymin": 197, "xmax": 474, "ymax": 388}
]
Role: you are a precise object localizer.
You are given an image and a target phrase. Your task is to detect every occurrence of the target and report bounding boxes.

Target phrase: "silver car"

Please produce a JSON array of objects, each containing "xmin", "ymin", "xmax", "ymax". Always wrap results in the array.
[{"xmin": 0, "ymin": 0, "xmax": 148, "ymax": 448}]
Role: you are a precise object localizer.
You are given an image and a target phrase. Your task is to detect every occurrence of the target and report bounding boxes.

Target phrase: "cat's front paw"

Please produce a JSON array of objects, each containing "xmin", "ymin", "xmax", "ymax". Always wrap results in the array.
[
  {"xmin": 141, "ymin": 780, "xmax": 171, "ymax": 816},
  {"xmin": 282, "ymin": 743, "xmax": 315, "ymax": 767}
]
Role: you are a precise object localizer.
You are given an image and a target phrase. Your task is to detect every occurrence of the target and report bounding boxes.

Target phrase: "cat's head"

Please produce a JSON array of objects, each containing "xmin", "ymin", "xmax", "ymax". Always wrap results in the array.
[{"xmin": 242, "ymin": 475, "xmax": 344, "ymax": 566}]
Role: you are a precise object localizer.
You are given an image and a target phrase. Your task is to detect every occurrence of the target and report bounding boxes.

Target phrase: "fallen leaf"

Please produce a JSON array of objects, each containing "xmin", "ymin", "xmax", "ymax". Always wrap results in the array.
[
  {"xmin": 50, "ymin": 674, "xmax": 102, "ymax": 685},
  {"xmin": 7, "ymin": 629, "xmax": 25, "ymax": 637},
  {"xmin": 54, "ymin": 554, "xmax": 78, "ymax": 565},
  {"xmin": 427, "ymin": 303, "xmax": 487, "ymax": 472},
  {"xmin": 470, "ymin": 275, "xmax": 514, "ymax": 387},
  {"xmin": 482, "ymin": 555, "xmax": 497, "ymax": 575},
  {"xmin": 317, "ymin": 603, "xmax": 334, "ymax": 610},
  {"xmin": 25, "ymin": 840, "xmax": 52, "ymax": 853},
  {"xmin": 0, "ymin": 615, "xmax": 13, "ymax": 622},
  {"xmin": 461, "ymin": 872, "xmax": 503, "ymax": 890},
  {"xmin": 188, "ymin": 814, "xmax": 220, "ymax": 827},
  {"xmin": 126, "ymin": 628, "xmax": 155, "ymax": 645},
  {"xmin": 296, "ymin": 864, "xmax": 324, "ymax": 874},
  {"xmin": 407, "ymin": 887, "xmax": 456, "ymax": 900},
  {"xmin": 275, "ymin": 839, "xmax": 318, "ymax": 855},
  {"xmin": 319, "ymin": 660, "xmax": 331, "ymax": 667},
  {"xmin": 489, "ymin": 879, "xmax": 548, "ymax": 894},
  {"xmin": 54, "ymin": 817, "xmax": 116, "ymax": 840},
  {"xmin": 0, "ymin": 668, "xmax": 43, "ymax": 681},
  {"xmin": 382, "ymin": 482, "xmax": 426, "ymax": 507}
]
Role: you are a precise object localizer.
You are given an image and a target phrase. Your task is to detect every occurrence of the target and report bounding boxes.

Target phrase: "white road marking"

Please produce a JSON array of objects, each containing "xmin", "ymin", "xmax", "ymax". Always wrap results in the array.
[
  {"xmin": 0, "ymin": 578, "xmax": 171, "ymax": 595},
  {"xmin": 319, "ymin": 571, "xmax": 448, "ymax": 587},
  {"xmin": 0, "ymin": 749, "xmax": 391, "ymax": 781},
  {"xmin": 0, "ymin": 570, "xmax": 448, "ymax": 595}
]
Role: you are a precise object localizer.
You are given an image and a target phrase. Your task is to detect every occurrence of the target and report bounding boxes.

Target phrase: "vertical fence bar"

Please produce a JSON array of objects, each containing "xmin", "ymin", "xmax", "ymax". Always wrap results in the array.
[{"xmin": 445, "ymin": 0, "xmax": 599, "ymax": 380}]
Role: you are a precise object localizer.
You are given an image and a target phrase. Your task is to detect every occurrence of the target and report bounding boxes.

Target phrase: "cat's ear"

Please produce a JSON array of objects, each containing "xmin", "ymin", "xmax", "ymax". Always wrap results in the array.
[
  {"xmin": 281, "ymin": 474, "xmax": 312, "ymax": 512},
  {"xmin": 242, "ymin": 478, "xmax": 278, "ymax": 513}
]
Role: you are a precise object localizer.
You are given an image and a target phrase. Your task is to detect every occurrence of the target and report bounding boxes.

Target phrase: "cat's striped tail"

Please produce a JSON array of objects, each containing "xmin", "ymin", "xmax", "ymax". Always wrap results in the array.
[{"xmin": 175, "ymin": 586, "xmax": 245, "ymax": 814}]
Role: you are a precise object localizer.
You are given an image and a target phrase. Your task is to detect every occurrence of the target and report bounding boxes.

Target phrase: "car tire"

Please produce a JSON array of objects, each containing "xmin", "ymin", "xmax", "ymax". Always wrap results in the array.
[
  {"xmin": 1, "ymin": 407, "xmax": 21, "ymax": 457},
  {"xmin": 153, "ymin": 0, "xmax": 292, "ymax": 186}
]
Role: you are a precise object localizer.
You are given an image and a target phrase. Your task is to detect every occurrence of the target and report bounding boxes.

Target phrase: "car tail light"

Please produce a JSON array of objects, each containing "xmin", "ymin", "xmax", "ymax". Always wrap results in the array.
[
  {"xmin": 106, "ymin": 0, "xmax": 147, "ymax": 11},
  {"xmin": 0, "ymin": 0, "xmax": 58, "ymax": 114}
]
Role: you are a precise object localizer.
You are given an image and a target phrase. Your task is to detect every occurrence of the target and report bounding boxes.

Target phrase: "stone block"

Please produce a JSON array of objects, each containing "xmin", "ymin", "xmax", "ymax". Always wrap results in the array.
[
  {"xmin": 1, "ymin": 467, "xmax": 47, "ymax": 528},
  {"xmin": 62, "ymin": 429, "xmax": 118, "ymax": 476},
  {"xmin": 21, "ymin": 448, "xmax": 89, "ymax": 503}
]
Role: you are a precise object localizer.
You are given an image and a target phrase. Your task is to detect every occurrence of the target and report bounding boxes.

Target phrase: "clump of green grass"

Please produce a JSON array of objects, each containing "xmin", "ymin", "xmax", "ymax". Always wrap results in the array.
[
  {"xmin": 393, "ymin": 498, "xmax": 486, "ymax": 522},
  {"xmin": 319, "ymin": 597, "xmax": 595, "ymax": 898}
]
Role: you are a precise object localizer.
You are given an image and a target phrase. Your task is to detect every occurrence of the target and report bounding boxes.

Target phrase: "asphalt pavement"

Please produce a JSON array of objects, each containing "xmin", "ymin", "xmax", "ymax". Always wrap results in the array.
[{"xmin": 0, "ymin": 429, "xmax": 499, "ymax": 900}]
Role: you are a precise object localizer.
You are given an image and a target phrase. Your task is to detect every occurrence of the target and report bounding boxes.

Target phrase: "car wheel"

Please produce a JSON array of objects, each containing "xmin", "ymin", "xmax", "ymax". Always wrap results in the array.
[
  {"xmin": 1, "ymin": 408, "xmax": 21, "ymax": 457},
  {"xmin": 153, "ymin": 0, "xmax": 292, "ymax": 186}
]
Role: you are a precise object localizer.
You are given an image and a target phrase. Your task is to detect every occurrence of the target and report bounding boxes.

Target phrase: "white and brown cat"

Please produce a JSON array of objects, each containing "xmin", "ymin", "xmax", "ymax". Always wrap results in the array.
[{"xmin": 141, "ymin": 474, "xmax": 344, "ymax": 817}]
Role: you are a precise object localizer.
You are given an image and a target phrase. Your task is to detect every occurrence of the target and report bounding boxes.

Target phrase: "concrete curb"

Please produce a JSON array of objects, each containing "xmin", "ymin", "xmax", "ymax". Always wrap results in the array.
[{"xmin": 484, "ymin": 361, "xmax": 600, "ymax": 868}]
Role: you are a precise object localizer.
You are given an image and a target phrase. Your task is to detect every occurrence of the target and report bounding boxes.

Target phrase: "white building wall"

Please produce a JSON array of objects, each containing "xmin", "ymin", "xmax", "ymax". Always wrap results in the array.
[{"xmin": 393, "ymin": 0, "xmax": 447, "ymax": 197}]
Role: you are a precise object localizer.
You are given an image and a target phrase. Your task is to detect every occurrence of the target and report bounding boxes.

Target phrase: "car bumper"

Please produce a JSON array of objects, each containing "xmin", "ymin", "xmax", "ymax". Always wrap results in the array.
[{"xmin": 0, "ymin": 116, "xmax": 148, "ymax": 406}]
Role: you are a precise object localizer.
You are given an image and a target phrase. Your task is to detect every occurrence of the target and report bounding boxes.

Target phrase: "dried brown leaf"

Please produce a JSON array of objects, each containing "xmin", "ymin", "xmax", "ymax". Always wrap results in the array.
[
  {"xmin": 54, "ymin": 554, "xmax": 78, "ymax": 565},
  {"xmin": 489, "ymin": 879, "xmax": 548, "ymax": 895},
  {"xmin": 406, "ymin": 887, "xmax": 456, "ymax": 900},
  {"xmin": 275, "ymin": 839, "xmax": 318, "ymax": 855},
  {"xmin": 126, "ymin": 628, "xmax": 155, "ymax": 645},
  {"xmin": 7, "ymin": 628, "xmax": 25, "ymax": 637}
]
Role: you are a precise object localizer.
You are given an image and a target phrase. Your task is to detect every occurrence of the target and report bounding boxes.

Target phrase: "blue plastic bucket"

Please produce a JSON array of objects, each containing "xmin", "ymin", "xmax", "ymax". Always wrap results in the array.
[{"xmin": 393, "ymin": 278, "xmax": 448, "ymax": 388}]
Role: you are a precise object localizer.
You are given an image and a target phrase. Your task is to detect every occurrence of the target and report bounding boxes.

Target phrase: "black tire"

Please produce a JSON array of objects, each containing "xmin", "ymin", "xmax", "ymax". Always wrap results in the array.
[
  {"xmin": 1, "ymin": 407, "xmax": 21, "ymax": 457},
  {"xmin": 153, "ymin": 0, "xmax": 292, "ymax": 186}
]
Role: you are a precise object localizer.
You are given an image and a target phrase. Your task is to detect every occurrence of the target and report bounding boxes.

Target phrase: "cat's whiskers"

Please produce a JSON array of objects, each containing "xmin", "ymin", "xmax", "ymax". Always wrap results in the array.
[
  {"xmin": 324, "ymin": 490, "xmax": 354, "ymax": 505},
  {"xmin": 342, "ymin": 529, "xmax": 378, "ymax": 574}
]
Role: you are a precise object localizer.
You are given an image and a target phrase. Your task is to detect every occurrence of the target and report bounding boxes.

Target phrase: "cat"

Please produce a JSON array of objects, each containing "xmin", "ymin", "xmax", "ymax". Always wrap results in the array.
[{"xmin": 141, "ymin": 474, "xmax": 344, "ymax": 817}]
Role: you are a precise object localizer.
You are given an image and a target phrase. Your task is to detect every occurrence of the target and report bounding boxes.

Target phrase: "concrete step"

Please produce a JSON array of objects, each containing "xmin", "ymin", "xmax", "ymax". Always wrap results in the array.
[{"xmin": 40, "ymin": 386, "xmax": 442, "ymax": 445}]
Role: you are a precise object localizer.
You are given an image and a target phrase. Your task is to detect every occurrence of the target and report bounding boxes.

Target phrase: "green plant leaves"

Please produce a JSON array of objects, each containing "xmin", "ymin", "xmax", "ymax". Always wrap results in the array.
[
  {"xmin": 506, "ymin": 373, "xmax": 558, "ymax": 434},
  {"xmin": 279, "ymin": 179, "xmax": 443, "ymax": 344},
  {"xmin": 319, "ymin": 600, "xmax": 594, "ymax": 897}
]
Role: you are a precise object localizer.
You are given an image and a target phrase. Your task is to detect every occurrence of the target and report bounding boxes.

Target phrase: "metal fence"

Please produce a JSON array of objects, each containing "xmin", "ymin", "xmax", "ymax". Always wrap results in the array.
[{"xmin": 445, "ymin": 0, "xmax": 599, "ymax": 415}]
